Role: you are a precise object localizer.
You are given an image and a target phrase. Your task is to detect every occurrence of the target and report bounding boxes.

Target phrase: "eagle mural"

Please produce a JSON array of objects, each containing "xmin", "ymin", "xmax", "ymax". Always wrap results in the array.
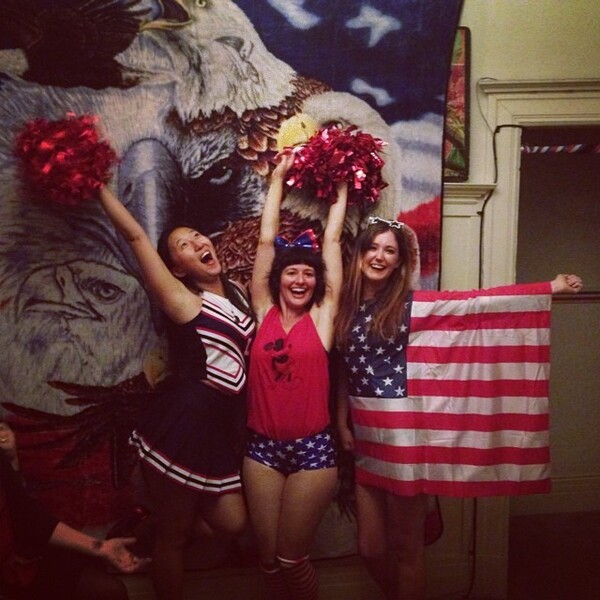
[{"xmin": 0, "ymin": 0, "xmax": 463, "ymax": 547}]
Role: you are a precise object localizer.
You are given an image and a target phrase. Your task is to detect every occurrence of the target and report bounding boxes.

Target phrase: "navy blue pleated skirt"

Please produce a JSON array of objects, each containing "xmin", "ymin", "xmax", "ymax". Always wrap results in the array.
[{"xmin": 130, "ymin": 377, "xmax": 246, "ymax": 494}]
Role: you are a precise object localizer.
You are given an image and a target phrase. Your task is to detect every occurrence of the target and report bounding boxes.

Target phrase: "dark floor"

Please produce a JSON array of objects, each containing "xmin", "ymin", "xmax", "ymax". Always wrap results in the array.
[
  {"xmin": 507, "ymin": 511, "xmax": 600, "ymax": 600},
  {"xmin": 123, "ymin": 511, "xmax": 600, "ymax": 599}
]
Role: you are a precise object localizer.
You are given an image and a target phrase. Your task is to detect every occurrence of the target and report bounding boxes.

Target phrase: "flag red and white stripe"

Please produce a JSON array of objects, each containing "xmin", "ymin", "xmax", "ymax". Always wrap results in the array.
[{"xmin": 352, "ymin": 282, "xmax": 553, "ymax": 497}]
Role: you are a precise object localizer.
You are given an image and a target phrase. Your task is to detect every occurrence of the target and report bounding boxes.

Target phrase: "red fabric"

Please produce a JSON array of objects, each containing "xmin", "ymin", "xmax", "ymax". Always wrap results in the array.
[
  {"xmin": 351, "ymin": 282, "xmax": 554, "ymax": 497},
  {"xmin": 247, "ymin": 307, "xmax": 329, "ymax": 440}
]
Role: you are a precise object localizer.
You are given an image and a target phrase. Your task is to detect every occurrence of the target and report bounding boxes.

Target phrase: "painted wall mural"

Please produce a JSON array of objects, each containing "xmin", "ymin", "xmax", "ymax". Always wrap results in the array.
[{"xmin": 0, "ymin": 0, "xmax": 463, "ymax": 549}]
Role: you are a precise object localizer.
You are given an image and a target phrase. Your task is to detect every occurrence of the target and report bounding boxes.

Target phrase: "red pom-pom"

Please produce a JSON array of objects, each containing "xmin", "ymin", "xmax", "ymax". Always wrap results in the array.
[
  {"xmin": 14, "ymin": 113, "xmax": 117, "ymax": 207},
  {"xmin": 285, "ymin": 125, "xmax": 388, "ymax": 206}
]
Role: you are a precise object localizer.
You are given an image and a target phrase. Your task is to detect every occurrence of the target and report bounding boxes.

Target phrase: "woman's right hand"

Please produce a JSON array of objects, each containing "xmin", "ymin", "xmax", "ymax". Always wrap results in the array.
[{"xmin": 338, "ymin": 425, "xmax": 355, "ymax": 453}]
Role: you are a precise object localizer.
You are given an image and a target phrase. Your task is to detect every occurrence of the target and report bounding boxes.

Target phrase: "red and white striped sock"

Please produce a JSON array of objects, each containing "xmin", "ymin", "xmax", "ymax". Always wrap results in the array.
[
  {"xmin": 260, "ymin": 561, "xmax": 291, "ymax": 600},
  {"xmin": 279, "ymin": 555, "xmax": 319, "ymax": 600}
]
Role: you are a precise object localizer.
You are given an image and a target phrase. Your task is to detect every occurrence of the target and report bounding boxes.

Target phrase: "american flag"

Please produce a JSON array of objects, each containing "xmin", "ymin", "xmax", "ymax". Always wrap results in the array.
[{"xmin": 345, "ymin": 282, "xmax": 553, "ymax": 497}]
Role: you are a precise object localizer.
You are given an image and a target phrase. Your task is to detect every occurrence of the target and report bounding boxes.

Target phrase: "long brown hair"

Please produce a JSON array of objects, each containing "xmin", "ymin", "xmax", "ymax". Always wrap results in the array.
[{"xmin": 335, "ymin": 222, "xmax": 413, "ymax": 349}]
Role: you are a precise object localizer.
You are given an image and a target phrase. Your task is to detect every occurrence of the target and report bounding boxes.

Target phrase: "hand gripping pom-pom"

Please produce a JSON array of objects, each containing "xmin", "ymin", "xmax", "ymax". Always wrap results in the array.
[
  {"xmin": 284, "ymin": 125, "xmax": 388, "ymax": 207},
  {"xmin": 14, "ymin": 113, "xmax": 117, "ymax": 207}
]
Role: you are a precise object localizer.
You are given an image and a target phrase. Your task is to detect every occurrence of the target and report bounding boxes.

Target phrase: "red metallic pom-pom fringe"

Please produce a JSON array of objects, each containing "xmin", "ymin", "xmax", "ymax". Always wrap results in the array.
[
  {"xmin": 14, "ymin": 113, "xmax": 117, "ymax": 207},
  {"xmin": 284, "ymin": 125, "xmax": 388, "ymax": 207}
]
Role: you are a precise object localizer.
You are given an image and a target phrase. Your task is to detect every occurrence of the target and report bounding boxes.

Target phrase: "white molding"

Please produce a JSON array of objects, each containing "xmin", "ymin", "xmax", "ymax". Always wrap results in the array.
[
  {"xmin": 440, "ymin": 80, "xmax": 600, "ymax": 599},
  {"xmin": 440, "ymin": 183, "xmax": 496, "ymax": 290},
  {"xmin": 477, "ymin": 79, "xmax": 600, "ymax": 287},
  {"xmin": 443, "ymin": 182, "xmax": 496, "ymax": 204},
  {"xmin": 478, "ymin": 78, "xmax": 600, "ymax": 96}
]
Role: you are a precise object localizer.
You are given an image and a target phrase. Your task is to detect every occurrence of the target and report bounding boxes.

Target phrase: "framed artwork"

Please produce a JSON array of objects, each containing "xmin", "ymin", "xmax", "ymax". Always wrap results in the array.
[{"xmin": 443, "ymin": 26, "xmax": 470, "ymax": 181}]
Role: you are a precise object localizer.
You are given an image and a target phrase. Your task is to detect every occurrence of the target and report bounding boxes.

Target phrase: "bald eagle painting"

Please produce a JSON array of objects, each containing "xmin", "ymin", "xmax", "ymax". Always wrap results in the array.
[{"xmin": 0, "ymin": 0, "xmax": 463, "ymax": 555}]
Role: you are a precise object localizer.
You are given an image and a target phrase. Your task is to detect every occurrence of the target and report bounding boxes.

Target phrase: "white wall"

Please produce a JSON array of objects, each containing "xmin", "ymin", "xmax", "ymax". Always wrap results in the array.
[{"xmin": 459, "ymin": 0, "xmax": 600, "ymax": 181}]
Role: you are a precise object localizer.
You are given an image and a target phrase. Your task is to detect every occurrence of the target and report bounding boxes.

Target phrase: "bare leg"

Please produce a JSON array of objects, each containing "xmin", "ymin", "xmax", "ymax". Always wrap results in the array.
[
  {"xmin": 243, "ymin": 457, "xmax": 289, "ymax": 599},
  {"xmin": 387, "ymin": 493, "xmax": 427, "ymax": 600},
  {"xmin": 278, "ymin": 467, "xmax": 338, "ymax": 600},
  {"xmin": 141, "ymin": 464, "xmax": 200, "ymax": 600},
  {"xmin": 355, "ymin": 484, "xmax": 397, "ymax": 599},
  {"xmin": 277, "ymin": 467, "xmax": 338, "ymax": 559},
  {"xmin": 196, "ymin": 488, "xmax": 247, "ymax": 538},
  {"xmin": 243, "ymin": 458, "xmax": 337, "ymax": 600}
]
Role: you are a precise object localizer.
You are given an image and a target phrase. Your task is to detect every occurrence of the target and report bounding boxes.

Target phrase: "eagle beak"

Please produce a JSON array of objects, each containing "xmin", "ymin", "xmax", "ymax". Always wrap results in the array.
[{"xmin": 140, "ymin": 0, "xmax": 192, "ymax": 31}]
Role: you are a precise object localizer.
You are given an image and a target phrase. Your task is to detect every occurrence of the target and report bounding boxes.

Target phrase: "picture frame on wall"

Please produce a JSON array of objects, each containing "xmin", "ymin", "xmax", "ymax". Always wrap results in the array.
[{"xmin": 443, "ymin": 26, "xmax": 470, "ymax": 181}]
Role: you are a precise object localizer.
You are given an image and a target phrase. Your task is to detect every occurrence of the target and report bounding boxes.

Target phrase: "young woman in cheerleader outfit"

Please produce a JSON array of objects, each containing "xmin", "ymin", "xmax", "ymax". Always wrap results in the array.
[{"xmin": 97, "ymin": 186, "xmax": 255, "ymax": 600}]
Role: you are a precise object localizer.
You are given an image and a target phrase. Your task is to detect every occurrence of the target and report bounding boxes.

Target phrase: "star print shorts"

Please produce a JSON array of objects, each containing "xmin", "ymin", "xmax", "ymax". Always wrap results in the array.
[{"xmin": 246, "ymin": 427, "xmax": 337, "ymax": 475}]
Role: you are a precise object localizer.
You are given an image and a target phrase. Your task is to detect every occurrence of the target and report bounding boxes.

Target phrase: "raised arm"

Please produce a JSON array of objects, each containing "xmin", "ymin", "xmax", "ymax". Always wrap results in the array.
[
  {"xmin": 321, "ymin": 181, "xmax": 348, "ymax": 307},
  {"xmin": 98, "ymin": 186, "xmax": 191, "ymax": 322},
  {"xmin": 250, "ymin": 152, "xmax": 294, "ymax": 320}
]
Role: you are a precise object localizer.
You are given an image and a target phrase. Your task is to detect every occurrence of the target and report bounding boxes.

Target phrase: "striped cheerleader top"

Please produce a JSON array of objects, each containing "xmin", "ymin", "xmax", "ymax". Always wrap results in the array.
[{"xmin": 167, "ymin": 288, "xmax": 255, "ymax": 395}]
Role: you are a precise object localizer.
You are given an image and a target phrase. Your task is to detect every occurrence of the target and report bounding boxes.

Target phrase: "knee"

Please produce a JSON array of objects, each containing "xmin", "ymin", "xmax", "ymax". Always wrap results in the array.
[
  {"xmin": 357, "ymin": 536, "xmax": 387, "ymax": 562},
  {"xmin": 220, "ymin": 508, "xmax": 248, "ymax": 538}
]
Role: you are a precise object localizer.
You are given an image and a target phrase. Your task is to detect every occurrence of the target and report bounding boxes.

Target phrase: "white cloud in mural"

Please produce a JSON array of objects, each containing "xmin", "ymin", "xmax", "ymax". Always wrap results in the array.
[
  {"xmin": 350, "ymin": 78, "xmax": 395, "ymax": 107},
  {"xmin": 267, "ymin": 0, "xmax": 322, "ymax": 29},
  {"xmin": 346, "ymin": 5, "xmax": 402, "ymax": 48}
]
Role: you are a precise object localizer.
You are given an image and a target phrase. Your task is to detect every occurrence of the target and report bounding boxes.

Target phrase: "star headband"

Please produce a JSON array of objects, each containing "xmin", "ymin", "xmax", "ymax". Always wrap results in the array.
[
  {"xmin": 274, "ymin": 229, "xmax": 320, "ymax": 252},
  {"xmin": 367, "ymin": 216, "xmax": 404, "ymax": 229}
]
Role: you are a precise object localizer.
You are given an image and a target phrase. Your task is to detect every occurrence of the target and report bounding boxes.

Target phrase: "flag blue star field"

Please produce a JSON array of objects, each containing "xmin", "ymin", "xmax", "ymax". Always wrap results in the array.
[{"xmin": 343, "ymin": 283, "xmax": 554, "ymax": 497}]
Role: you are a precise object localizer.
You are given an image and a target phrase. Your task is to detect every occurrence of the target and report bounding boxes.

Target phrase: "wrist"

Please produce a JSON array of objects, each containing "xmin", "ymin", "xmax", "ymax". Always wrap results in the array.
[{"xmin": 91, "ymin": 538, "xmax": 105, "ymax": 557}]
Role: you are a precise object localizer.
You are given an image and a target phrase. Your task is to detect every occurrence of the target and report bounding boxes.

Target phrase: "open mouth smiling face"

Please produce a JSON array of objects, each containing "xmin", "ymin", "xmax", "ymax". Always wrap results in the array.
[
  {"xmin": 361, "ymin": 230, "xmax": 401, "ymax": 282},
  {"xmin": 280, "ymin": 264, "xmax": 316, "ymax": 308},
  {"xmin": 168, "ymin": 228, "xmax": 222, "ymax": 278}
]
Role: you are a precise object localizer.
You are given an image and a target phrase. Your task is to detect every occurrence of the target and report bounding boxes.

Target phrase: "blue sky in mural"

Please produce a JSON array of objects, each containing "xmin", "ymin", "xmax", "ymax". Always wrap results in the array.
[{"xmin": 235, "ymin": 0, "xmax": 463, "ymax": 124}]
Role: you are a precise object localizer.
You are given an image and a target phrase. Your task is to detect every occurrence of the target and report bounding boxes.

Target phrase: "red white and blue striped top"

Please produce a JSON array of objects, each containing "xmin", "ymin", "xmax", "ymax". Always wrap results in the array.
[{"xmin": 169, "ymin": 290, "xmax": 255, "ymax": 395}]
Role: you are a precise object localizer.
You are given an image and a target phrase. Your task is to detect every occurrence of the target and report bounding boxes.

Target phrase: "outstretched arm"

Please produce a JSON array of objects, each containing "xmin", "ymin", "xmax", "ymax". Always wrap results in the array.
[
  {"xmin": 312, "ymin": 180, "xmax": 348, "ymax": 351},
  {"xmin": 98, "ymin": 186, "xmax": 191, "ymax": 322},
  {"xmin": 250, "ymin": 152, "xmax": 295, "ymax": 320},
  {"xmin": 551, "ymin": 274, "xmax": 583, "ymax": 294}
]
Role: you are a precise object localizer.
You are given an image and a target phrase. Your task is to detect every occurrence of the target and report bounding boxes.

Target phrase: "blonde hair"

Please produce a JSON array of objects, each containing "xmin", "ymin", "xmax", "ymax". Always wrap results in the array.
[{"xmin": 336, "ymin": 222, "xmax": 413, "ymax": 349}]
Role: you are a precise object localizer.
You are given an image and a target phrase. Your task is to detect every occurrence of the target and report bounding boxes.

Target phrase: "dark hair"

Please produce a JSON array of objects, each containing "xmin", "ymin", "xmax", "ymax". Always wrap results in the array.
[
  {"xmin": 157, "ymin": 225, "xmax": 182, "ymax": 272},
  {"xmin": 268, "ymin": 247, "xmax": 326, "ymax": 309},
  {"xmin": 156, "ymin": 225, "xmax": 252, "ymax": 318}
]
